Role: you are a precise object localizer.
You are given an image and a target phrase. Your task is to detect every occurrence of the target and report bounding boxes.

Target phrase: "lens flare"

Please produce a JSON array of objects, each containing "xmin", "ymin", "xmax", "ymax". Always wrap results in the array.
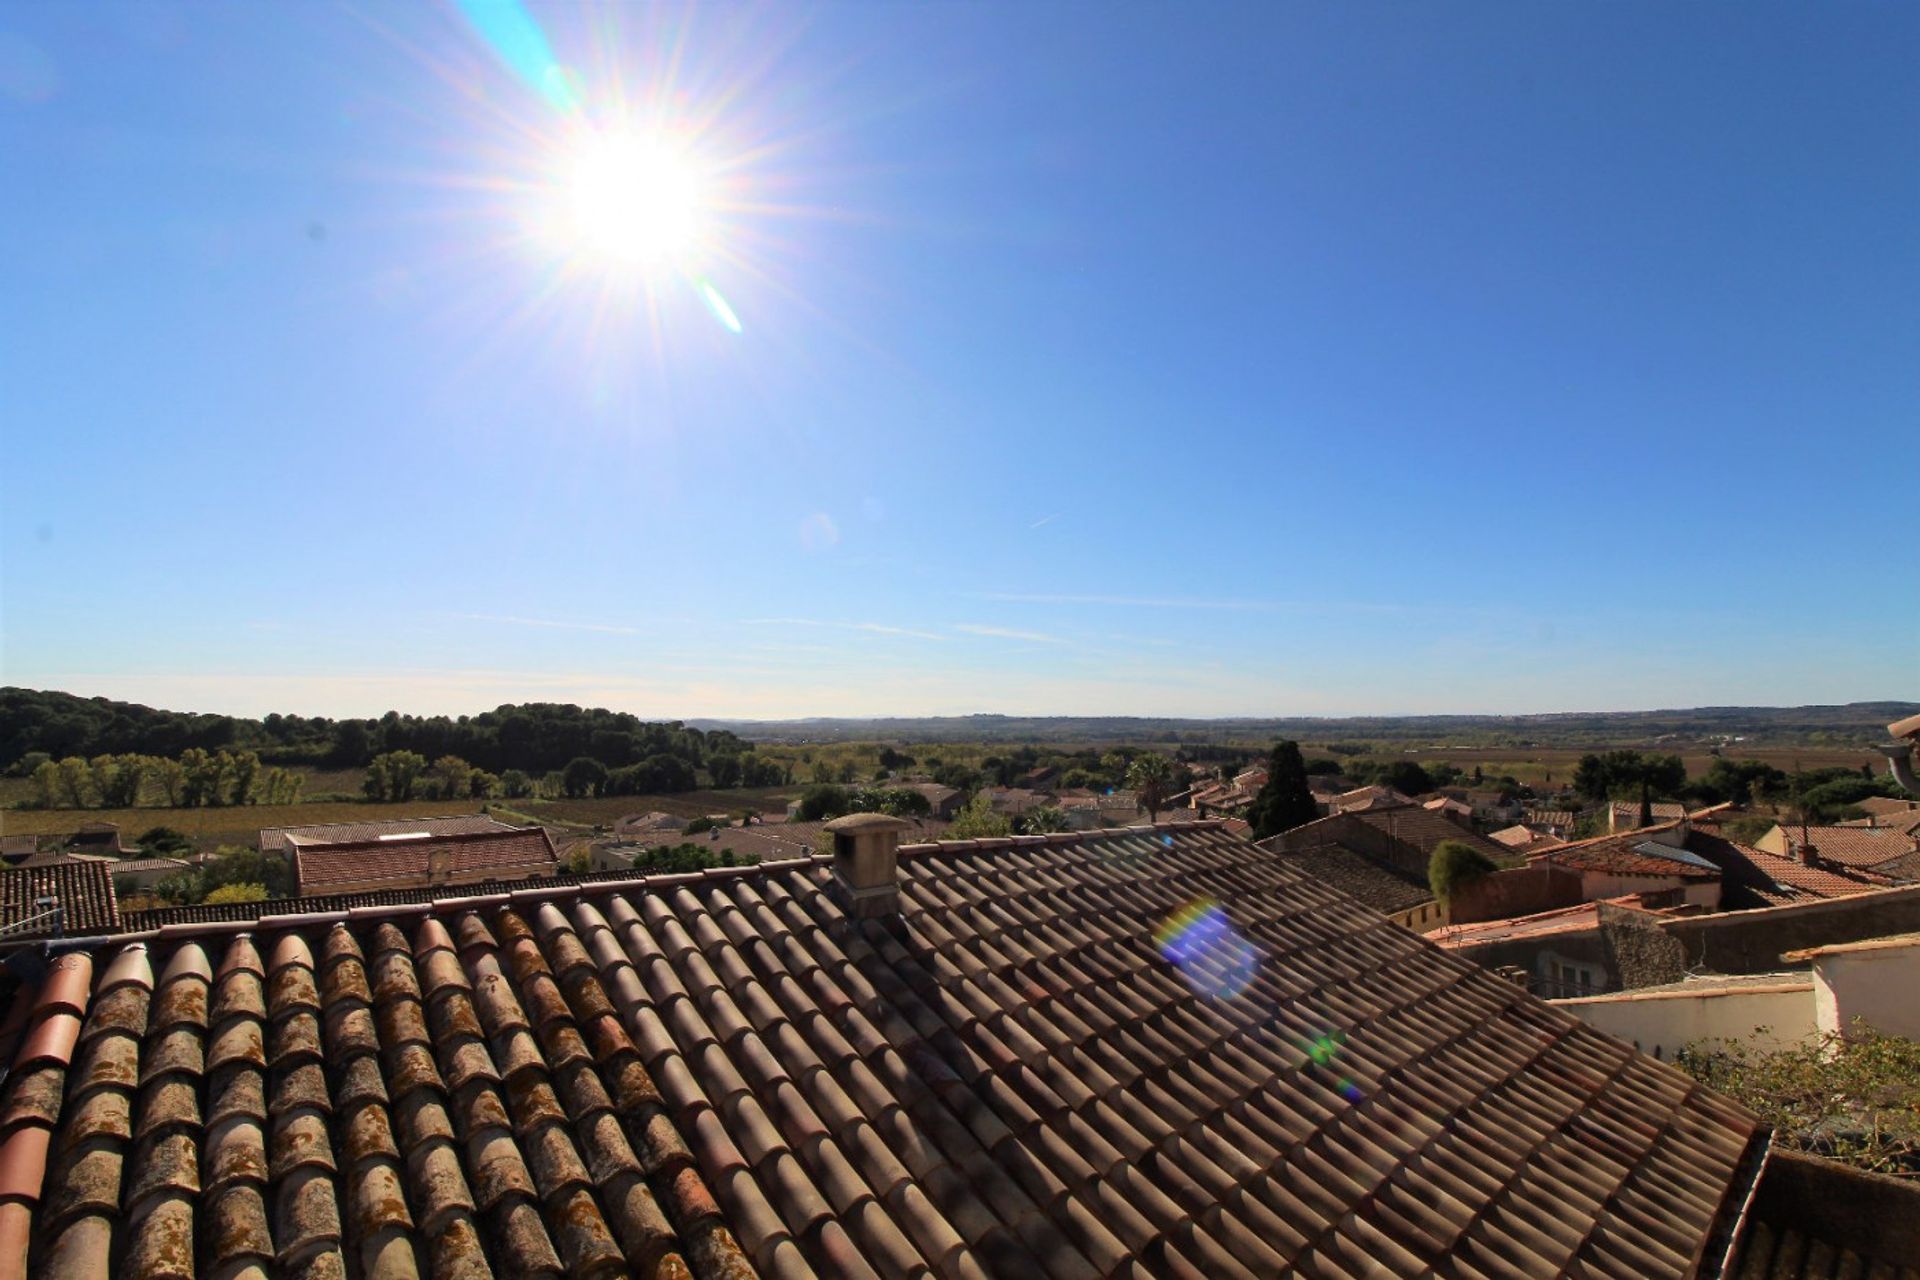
[
  {"xmin": 698, "ymin": 276, "xmax": 742, "ymax": 334},
  {"xmin": 452, "ymin": 0, "xmax": 580, "ymax": 113},
  {"xmin": 452, "ymin": 0, "xmax": 745, "ymax": 334},
  {"xmin": 1155, "ymin": 898, "xmax": 1260, "ymax": 999},
  {"xmin": 1303, "ymin": 1030, "xmax": 1366, "ymax": 1103}
]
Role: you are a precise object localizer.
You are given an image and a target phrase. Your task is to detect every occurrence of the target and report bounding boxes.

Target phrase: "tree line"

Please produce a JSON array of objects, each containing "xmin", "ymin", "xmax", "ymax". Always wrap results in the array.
[
  {"xmin": 1, "ymin": 688, "xmax": 751, "ymax": 781},
  {"xmin": 19, "ymin": 751, "xmax": 304, "ymax": 810}
]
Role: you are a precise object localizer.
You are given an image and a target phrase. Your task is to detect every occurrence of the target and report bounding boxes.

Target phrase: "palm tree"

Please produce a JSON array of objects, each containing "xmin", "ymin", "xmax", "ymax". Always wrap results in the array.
[{"xmin": 1127, "ymin": 754, "xmax": 1175, "ymax": 823}]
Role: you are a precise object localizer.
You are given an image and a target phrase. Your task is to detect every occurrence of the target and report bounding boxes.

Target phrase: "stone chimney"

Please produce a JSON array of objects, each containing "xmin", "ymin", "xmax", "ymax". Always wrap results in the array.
[
  {"xmin": 1796, "ymin": 841, "xmax": 1820, "ymax": 869},
  {"xmin": 823, "ymin": 812, "xmax": 914, "ymax": 918},
  {"xmin": 427, "ymin": 841, "xmax": 452, "ymax": 884}
]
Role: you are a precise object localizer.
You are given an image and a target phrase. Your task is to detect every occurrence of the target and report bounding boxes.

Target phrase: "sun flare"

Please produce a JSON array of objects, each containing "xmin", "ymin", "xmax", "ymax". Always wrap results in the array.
[{"xmin": 554, "ymin": 130, "xmax": 709, "ymax": 270}]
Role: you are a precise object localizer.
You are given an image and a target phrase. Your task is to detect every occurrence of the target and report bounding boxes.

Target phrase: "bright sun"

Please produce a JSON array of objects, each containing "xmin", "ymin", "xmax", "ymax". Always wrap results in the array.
[{"xmin": 555, "ymin": 131, "xmax": 709, "ymax": 269}]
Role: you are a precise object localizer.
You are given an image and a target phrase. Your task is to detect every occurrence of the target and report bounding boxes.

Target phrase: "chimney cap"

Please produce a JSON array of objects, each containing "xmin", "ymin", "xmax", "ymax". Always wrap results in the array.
[{"xmin": 824, "ymin": 813, "xmax": 915, "ymax": 835}]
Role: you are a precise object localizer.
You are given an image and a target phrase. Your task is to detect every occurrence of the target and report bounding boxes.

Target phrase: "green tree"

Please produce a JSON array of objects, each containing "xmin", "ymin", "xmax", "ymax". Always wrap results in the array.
[
  {"xmin": 468, "ymin": 769, "xmax": 499, "ymax": 799},
  {"xmin": 1247, "ymin": 741, "xmax": 1319, "ymax": 839},
  {"xmin": 946, "ymin": 792, "xmax": 1013, "ymax": 839},
  {"xmin": 795, "ymin": 784, "xmax": 852, "ymax": 822},
  {"xmin": 8, "ymin": 751, "xmax": 51, "ymax": 780},
  {"xmin": 206, "ymin": 882, "xmax": 268, "ymax": 905},
  {"xmin": 561, "ymin": 756, "xmax": 609, "ymax": 799},
  {"xmin": 1429, "ymin": 840, "xmax": 1499, "ymax": 905},
  {"xmin": 1018, "ymin": 804, "xmax": 1070, "ymax": 835},
  {"xmin": 707, "ymin": 754, "xmax": 743, "ymax": 788},
  {"xmin": 227, "ymin": 750, "xmax": 260, "ymax": 806},
  {"xmin": 179, "ymin": 748, "xmax": 230, "ymax": 807},
  {"xmin": 152, "ymin": 757, "xmax": 186, "ymax": 807},
  {"xmin": 136, "ymin": 826, "xmax": 195, "ymax": 857},
  {"xmin": 55, "ymin": 756, "xmax": 92, "ymax": 808},
  {"xmin": 363, "ymin": 750, "xmax": 428, "ymax": 802},
  {"xmin": 430, "ymin": 755, "xmax": 476, "ymax": 801},
  {"xmin": 258, "ymin": 767, "xmax": 304, "ymax": 805},
  {"xmin": 91, "ymin": 754, "xmax": 146, "ymax": 808},
  {"xmin": 29, "ymin": 759, "xmax": 61, "ymax": 809},
  {"xmin": 1382, "ymin": 760, "xmax": 1435, "ymax": 796},
  {"xmin": 1126, "ymin": 754, "xmax": 1174, "ymax": 822},
  {"xmin": 501, "ymin": 769, "xmax": 533, "ymax": 799}
]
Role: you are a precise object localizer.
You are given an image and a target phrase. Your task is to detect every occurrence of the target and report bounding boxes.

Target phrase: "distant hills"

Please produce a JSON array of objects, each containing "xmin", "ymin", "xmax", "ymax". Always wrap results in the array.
[
  {"xmin": 3, "ymin": 687, "xmax": 1913, "ymax": 756},
  {"xmin": 688, "ymin": 703, "xmax": 1920, "ymax": 747}
]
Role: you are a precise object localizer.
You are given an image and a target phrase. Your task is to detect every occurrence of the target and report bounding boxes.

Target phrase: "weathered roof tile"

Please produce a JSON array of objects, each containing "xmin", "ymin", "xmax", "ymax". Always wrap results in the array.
[{"xmin": 0, "ymin": 821, "xmax": 1775, "ymax": 1279}]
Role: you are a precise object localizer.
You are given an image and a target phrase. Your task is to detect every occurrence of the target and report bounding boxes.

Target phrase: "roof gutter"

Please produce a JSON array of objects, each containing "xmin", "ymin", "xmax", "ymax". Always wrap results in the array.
[{"xmin": 1703, "ymin": 1129, "xmax": 1773, "ymax": 1279}]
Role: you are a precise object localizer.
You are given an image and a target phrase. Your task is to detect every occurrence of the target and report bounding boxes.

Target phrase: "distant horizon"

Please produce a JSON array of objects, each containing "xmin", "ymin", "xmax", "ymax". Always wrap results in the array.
[
  {"xmin": 8, "ymin": 681, "xmax": 1914, "ymax": 729},
  {"xmin": 4, "ymin": 4, "xmax": 1915, "ymax": 713}
]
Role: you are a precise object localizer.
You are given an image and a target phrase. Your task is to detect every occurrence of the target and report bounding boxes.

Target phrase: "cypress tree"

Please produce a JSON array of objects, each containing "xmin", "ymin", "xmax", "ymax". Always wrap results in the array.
[{"xmin": 1249, "ymin": 740, "xmax": 1319, "ymax": 839}]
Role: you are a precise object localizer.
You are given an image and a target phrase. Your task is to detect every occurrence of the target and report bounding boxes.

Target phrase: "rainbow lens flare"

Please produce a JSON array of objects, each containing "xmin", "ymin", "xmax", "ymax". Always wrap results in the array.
[
  {"xmin": 1155, "ymin": 898, "xmax": 1260, "ymax": 999},
  {"xmin": 453, "ymin": 0, "xmax": 580, "ymax": 114},
  {"xmin": 1303, "ymin": 1030, "xmax": 1366, "ymax": 1103}
]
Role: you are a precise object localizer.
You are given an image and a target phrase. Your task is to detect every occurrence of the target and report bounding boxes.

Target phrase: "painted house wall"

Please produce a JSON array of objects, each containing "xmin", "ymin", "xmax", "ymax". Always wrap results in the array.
[
  {"xmin": 1557, "ymin": 983, "xmax": 1816, "ymax": 1062},
  {"xmin": 1812, "ymin": 942, "xmax": 1920, "ymax": 1040}
]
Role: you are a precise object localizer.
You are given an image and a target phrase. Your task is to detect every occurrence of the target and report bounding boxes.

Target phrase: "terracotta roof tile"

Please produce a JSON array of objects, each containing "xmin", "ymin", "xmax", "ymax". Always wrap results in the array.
[
  {"xmin": 0, "ymin": 821, "xmax": 1770, "ymax": 1278},
  {"xmin": 0, "ymin": 864, "xmax": 118, "ymax": 937},
  {"xmin": 293, "ymin": 828, "xmax": 559, "ymax": 895},
  {"xmin": 260, "ymin": 813, "xmax": 518, "ymax": 855}
]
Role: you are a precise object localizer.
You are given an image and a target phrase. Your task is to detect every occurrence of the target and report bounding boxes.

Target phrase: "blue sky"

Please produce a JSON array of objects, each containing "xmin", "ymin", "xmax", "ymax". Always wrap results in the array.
[{"xmin": 3, "ymin": 3, "xmax": 1915, "ymax": 720}]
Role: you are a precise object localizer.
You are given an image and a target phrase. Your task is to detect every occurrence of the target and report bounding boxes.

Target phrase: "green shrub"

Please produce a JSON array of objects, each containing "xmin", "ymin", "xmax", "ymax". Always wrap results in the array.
[{"xmin": 1428, "ymin": 840, "xmax": 1498, "ymax": 904}]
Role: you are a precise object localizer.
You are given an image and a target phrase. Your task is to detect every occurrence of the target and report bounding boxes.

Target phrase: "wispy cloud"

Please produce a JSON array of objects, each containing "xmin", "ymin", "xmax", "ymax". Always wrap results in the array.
[
  {"xmin": 1028, "ymin": 512, "xmax": 1063, "ymax": 530},
  {"xmin": 744, "ymin": 617, "xmax": 945, "ymax": 641},
  {"xmin": 452, "ymin": 612, "xmax": 640, "ymax": 635},
  {"xmin": 976, "ymin": 592, "xmax": 1277, "ymax": 611},
  {"xmin": 955, "ymin": 624, "xmax": 1069, "ymax": 644}
]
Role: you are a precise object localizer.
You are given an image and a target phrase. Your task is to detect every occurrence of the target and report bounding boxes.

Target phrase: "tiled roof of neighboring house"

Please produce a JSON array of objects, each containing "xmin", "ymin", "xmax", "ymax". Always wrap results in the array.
[
  {"xmin": 1769, "ymin": 824, "xmax": 1918, "ymax": 872},
  {"xmin": 895, "ymin": 782, "xmax": 959, "ymax": 806},
  {"xmin": 1857, "ymin": 796, "xmax": 1920, "ymax": 819},
  {"xmin": 98, "ymin": 857, "xmax": 193, "ymax": 878},
  {"xmin": 1870, "ymin": 850, "xmax": 1920, "ymax": 884},
  {"xmin": 1429, "ymin": 901, "xmax": 1611, "ymax": 947},
  {"xmin": 1252, "ymin": 836, "xmax": 1433, "ymax": 914},
  {"xmin": 1343, "ymin": 806, "xmax": 1512, "ymax": 863},
  {"xmin": 1533, "ymin": 829, "xmax": 1722, "ymax": 881},
  {"xmin": 0, "ymin": 836, "xmax": 38, "ymax": 860},
  {"xmin": 1521, "ymin": 809, "xmax": 1578, "ymax": 830},
  {"xmin": 15, "ymin": 852, "xmax": 116, "ymax": 870},
  {"xmin": 1683, "ymin": 831, "xmax": 1890, "ymax": 908},
  {"xmin": 0, "ymin": 821, "xmax": 1767, "ymax": 1279},
  {"xmin": 1839, "ymin": 809, "xmax": 1920, "ymax": 838},
  {"xmin": 615, "ymin": 811, "xmax": 689, "ymax": 837},
  {"xmin": 260, "ymin": 813, "xmax": 517, "ymax": 855},
  {"xmin": 293, "ymin": 827, "xmax": 558, "ymax": 893},
  {"xmin": 0, "ymin": 862, "xmax": 118, "ymax": 936},
  {"xmin": 983, "ymin": 788, "xmax": 1047, "ymax": 815},
  {"xmin": 1330, "ymin": 785, "xmax": 1412, "ymax": 813},
  {"xmin": 1606, "ymin": 801, "xmax": 1689, "ymax": 830},
  {"xmin": 625, "ymin": 818, "xmax": 953, "ymax": 867},
  {"xmin": 1486, "ymin": 824, "xmax": 1564, "ymax": 855}
]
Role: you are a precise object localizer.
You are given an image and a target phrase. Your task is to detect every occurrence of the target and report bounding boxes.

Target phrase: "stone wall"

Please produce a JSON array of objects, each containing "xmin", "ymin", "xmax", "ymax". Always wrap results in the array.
[
  {"xmin": 1449, "ymin": 863, "xmax": 1582, "ymax": 925},
  {"xmin": 1602, "ymin": 885, "xmax": 1920, "ymax": 989}
]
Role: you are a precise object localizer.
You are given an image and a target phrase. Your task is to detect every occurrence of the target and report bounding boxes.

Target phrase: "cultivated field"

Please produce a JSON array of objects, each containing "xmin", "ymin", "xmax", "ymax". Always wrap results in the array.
[{"xmin": 0, "ymin": 739, "xmax": 1884, "ymax": 854}]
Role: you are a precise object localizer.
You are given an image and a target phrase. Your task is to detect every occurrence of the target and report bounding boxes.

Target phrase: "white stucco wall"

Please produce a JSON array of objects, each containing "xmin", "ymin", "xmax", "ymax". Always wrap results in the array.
[
  {"xmin": 1810, "ymin": 941, "xmax": 1920, "ymax": 1040},
  {"xmin": 1555, "ymin": 982, "xmax": 1816, "ymax": 1062}
]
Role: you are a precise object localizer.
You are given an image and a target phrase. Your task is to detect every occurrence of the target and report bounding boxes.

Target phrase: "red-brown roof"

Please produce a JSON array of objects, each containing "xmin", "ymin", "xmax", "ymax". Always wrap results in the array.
[
  {"xmin": 293, "ymin": 827, "xmax": 558, "ymax": 892},
  {"xmin": 0, "ymin": 863, "xmax": 118, "ymax": 937},
  {"xmin": 1534, "ymin": 831, "xmax": 1722, "ymax": 881},
  {"xmin": 0, "ymin": 822, "xmax": 1763, "ymax": 1279},
  {"xmin": 259, "ymin": 813, "xmax": 517, "ymax": 855},
  {"xmin": 1773, "ymin": 824, "xmax": 1919, "ymax": 872}
]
